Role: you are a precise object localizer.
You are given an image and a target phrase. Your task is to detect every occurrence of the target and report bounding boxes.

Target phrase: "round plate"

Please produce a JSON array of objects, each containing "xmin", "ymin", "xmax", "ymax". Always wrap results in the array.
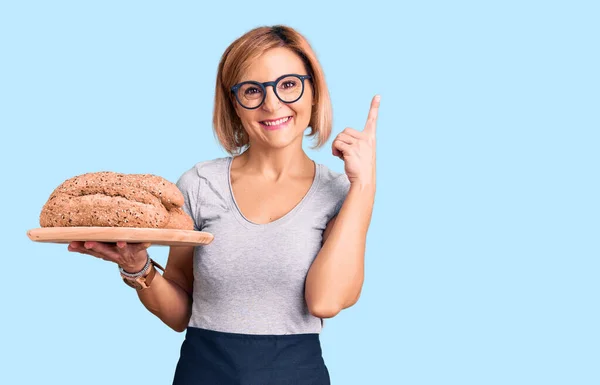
[{"xmin": 27, "ymin": 227, "xmax": 214, "ymax": 246}]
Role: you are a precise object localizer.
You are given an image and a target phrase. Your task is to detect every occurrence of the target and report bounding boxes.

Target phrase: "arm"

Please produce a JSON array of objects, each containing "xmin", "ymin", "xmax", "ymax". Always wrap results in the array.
[
  {"xmin": 134, "ymin": 245, "xmax": 195, "ymax": 332},
  {"xmin": 68, "ymin": 240, "xmax": 195, "ymax": 332},
  {"xmin": 305, "ymin": 94, "xmax": 380, "ymax": 319},
  {"xmin": 305, "ymin": 182, "xmax": 374, "ymax": 318}
]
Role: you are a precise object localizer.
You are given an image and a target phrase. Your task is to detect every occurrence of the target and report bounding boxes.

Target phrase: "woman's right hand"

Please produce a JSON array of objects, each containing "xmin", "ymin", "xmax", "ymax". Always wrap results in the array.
[{"xmin": 68, "ymin": 241, "xmax": 152, "ymax": 273}]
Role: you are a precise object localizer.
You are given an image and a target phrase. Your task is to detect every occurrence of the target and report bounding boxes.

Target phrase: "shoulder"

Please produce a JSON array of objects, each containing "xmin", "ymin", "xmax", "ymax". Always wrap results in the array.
[
  {"xmin": 176, "ymin": 157, "xmax": 230, "ymax": 187},
  {"xmin": 317, "ymin": 163, "xmax": 350, "ymax": 197},
  {"xmin": 175, "ymin": 157, "xmax": 231, "ymax": 228},
  {"xmin": 314, "ymin": 162, "xmax": 350, "ymax": 216}
]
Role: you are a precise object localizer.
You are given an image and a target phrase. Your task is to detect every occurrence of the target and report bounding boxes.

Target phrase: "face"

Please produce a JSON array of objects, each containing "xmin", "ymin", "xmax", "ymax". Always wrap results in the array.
[{"xmin": 232, "ymin": 47, "xmax": 314, "ymax": 150}]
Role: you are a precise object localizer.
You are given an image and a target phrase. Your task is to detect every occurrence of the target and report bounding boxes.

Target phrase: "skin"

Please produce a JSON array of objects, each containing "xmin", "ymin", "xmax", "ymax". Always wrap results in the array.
[
  {"xmin": 229, "ymin": 47, "xmax": 318, "ymax": 225},
  {"xmin": 67, "ymin": 46, "xmax": 380, "ymax": 330},
  {"xmin": 306, "ymin": 94, "xmax": 379, "ymax": 317}
]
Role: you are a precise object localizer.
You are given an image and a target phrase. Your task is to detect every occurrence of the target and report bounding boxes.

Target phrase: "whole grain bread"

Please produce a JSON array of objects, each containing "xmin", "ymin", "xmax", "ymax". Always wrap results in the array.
[{"xmin": 39, "ymin": 171, "xmax": 193, "ymax": 230}]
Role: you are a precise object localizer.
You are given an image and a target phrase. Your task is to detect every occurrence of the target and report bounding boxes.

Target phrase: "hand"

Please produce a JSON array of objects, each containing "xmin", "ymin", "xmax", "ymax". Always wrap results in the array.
[
  {"xmin": 68, "ymin": 241, "xmax": 151, "ymax": 273},
  {"xmin": 332, "ymin": 95, "xmax": 380, "ymax": 185}
]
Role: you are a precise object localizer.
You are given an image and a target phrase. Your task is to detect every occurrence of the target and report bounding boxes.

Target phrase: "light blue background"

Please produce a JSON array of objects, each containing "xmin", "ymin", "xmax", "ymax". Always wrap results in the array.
[{"xmin": 1, "ymin": 0, "xmax": 598, "ymax": 384}]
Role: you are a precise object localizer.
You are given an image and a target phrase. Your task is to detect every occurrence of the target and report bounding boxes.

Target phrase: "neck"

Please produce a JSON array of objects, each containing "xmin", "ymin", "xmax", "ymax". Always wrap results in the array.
[{"xmin": 237, "ymin": 142, "xmax": 313, "ymax": 181}]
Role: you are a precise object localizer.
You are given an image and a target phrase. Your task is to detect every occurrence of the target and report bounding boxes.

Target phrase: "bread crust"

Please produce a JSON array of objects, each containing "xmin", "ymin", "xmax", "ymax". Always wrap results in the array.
[
  {"xmin": 164, "ymin": 207, "xmax": 195, "ymax": 230},
  {"xmin": 39, "ymin": 172, "xmax": 193, "ymax": 230},
  {"xmin": 40, "ymin": 194, "xmax": 170, "ymax": 228},
  {"xmin": 51, "ymin": 172, "xmax": 184, "ymax": 210}
]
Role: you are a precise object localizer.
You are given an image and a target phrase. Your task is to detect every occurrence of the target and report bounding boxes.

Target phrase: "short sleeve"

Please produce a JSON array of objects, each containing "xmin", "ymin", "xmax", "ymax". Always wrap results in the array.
[
  {"xmin": 176, "ymin": 167, "xmax": 202, "ymax": 231},
  {"xmin": 331, "ymin": 174, "xmax": 351, "ymax": 217}
]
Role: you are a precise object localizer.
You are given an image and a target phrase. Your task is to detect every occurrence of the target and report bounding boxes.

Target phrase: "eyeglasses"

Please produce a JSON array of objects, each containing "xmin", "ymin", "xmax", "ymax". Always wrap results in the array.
[{"xmin": 230, "ymin": 73, "xmax": 312, "ymax": 110}]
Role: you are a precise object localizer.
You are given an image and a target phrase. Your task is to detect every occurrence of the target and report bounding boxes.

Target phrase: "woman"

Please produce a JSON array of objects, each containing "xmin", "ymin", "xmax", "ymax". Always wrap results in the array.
[{"xmin": 68, "ymin": 25, "xmax": 379, "ymax": 384}]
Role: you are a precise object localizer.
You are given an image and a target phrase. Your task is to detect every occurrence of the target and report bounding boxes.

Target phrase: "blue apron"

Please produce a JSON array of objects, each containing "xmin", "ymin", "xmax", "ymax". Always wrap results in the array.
[{"xmin": 172, "ymin": 326, "xmax": 331, "ymax": 384}]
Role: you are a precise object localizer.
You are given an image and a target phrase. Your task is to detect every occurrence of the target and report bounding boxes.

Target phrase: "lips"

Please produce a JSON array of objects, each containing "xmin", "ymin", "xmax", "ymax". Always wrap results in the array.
[{"xmin": 259, "ymin": 116, "xmax": 292, "ymax": 131}]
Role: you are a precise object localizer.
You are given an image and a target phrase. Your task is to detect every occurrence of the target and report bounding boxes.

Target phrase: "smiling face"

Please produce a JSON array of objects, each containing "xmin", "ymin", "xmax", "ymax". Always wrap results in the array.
[{"xmin": 232, "ymin": 47, "xmax": 313, "ymax": 150}]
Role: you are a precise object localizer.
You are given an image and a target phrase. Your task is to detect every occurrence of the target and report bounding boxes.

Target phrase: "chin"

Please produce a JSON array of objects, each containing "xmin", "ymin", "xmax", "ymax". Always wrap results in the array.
[
  {"xmin": 254, "ymin": 122, "xmax": 309, "ymax": 150},
  {"xmin": 263, "ymin": 136, "xmax": 300, "ymax": 150}
]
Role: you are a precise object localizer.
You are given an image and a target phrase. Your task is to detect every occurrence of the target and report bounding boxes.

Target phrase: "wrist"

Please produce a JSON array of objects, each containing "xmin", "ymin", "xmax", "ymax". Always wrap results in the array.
[
  {"xmin": 349, "ymin": 178, "xmax": 376, "ymax": 193},
  {"xmin": 119, "ymin": 257, "xmax": 165, "ymax": 291},
  {"xmin": 120, "ymin": 253, "xmax": 149, "ymax": 274}
]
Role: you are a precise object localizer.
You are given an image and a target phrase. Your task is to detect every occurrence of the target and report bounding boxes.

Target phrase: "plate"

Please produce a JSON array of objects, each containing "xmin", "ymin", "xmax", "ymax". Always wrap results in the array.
[{"xmin": 27, "ymin": 227, "xmax": 214, "ymax": 246}]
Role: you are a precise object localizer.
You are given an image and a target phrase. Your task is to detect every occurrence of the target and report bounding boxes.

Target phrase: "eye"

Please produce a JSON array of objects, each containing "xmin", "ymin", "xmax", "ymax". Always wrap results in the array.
[
  {"xmin": 280, "ymin": 80, "xmax": 297, "ymax": 89},
  {"xmin": 244, "ymin": 86, "xmax": 262, "ymax": 95}
]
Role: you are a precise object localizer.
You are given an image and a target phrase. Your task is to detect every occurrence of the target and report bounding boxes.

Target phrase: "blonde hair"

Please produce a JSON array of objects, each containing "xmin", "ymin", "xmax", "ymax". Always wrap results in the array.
[{"xmin": 213, "ymin": 25, "xmax": 332, "ymax": 155}]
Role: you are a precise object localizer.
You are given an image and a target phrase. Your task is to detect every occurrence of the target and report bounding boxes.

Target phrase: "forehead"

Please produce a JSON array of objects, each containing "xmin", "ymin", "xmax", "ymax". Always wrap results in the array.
[{"xmin": 240, "ymin": 47, "xmax": 306, "ymax": 82}]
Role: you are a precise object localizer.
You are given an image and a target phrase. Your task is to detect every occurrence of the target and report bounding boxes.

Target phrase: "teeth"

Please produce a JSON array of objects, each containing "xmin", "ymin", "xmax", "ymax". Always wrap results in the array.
[{"xmin": 263, "ymin": 116, "xmax": 290, "ymax": 126}]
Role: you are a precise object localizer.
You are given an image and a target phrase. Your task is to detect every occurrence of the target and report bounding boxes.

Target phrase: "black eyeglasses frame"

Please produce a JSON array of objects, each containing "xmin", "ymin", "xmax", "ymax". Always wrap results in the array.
[{"xmin": 230, "ymin": 74, "xmax": 312, "ymax": 110}]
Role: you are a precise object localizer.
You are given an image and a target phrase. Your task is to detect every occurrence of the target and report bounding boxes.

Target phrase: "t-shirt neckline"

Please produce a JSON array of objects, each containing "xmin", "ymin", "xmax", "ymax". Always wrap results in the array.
[{"xmin": 225, "ymin": 156, "xmax": 321, "ymax": 229}]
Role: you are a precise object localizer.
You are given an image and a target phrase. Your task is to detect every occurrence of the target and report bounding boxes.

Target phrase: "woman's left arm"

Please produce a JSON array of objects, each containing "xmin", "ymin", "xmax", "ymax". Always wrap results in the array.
[{"xmin": 305, "ymin": 95, "xmax": 380, "ymax": 318}]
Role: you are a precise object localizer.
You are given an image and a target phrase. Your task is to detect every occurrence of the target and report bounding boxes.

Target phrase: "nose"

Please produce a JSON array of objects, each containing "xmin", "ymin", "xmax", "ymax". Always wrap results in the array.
[{"xmin": 261, "ymin": 86, "xmax": 281, "ymax": 112}]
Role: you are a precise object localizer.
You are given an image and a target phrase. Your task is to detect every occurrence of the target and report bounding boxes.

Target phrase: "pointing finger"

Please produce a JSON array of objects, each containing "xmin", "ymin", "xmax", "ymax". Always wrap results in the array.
[{"xmin": 364, "ymin": 95, "xmax": 380, "ymax": 135}]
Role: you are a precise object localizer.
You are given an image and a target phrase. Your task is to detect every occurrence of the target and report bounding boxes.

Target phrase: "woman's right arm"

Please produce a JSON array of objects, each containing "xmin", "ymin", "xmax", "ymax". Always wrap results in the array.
[
  {"xmin": 134, "ymin": 245, "xmax": 194, "ymax": 332},
  {"xmin": 68, "ymin": 241, "xmax": 195, "ymax": 333}
]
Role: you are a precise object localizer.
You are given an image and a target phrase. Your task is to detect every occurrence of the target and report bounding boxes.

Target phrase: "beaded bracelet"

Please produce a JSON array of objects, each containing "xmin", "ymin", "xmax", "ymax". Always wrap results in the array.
[{"xmin": 118, "ymin": 254, "xmax": 151, "ymax": 278}]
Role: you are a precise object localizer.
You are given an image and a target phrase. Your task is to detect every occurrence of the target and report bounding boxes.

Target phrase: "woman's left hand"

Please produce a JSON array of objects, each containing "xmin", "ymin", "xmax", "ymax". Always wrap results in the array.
[{"xmin": 332, "ymin": 95, "xmax": 380, "ymax": 186}]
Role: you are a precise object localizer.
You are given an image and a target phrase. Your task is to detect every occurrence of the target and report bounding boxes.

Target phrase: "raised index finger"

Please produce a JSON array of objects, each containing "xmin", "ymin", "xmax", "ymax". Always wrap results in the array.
[{"xmin": 364, "ymin": 94, "xmax": 381, "ymax": 135}]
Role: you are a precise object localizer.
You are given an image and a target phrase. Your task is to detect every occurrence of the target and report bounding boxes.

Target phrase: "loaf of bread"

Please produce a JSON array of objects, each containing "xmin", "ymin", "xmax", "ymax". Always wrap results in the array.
[{"xmin": 39, "ymin": 171, "xmax": 194, "ymax": 230}]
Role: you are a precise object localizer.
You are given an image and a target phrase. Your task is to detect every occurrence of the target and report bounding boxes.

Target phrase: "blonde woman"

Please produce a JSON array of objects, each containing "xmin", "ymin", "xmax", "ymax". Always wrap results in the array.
[{"xmin": 68, "ymin": 25, "xmax": 379, "ymax": 384}]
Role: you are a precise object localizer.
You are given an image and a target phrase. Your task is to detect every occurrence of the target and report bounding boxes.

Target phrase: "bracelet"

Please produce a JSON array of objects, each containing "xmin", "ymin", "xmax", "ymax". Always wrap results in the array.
[{"xmin": 118, "ymin": 254, "xmax": 151, "ymax": 278}]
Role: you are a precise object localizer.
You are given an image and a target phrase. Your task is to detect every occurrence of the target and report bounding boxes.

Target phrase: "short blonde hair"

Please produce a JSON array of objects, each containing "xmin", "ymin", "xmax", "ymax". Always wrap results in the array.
[{"xmin": 213, "ymin": 25, "xmax": 332, "ymax": 155}]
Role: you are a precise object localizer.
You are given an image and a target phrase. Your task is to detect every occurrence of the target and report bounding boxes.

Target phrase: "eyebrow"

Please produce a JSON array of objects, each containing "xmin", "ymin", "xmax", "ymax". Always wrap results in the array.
[{"xmin": 238, "ymin": 72, "xmax": 304, "ymax": 83}]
